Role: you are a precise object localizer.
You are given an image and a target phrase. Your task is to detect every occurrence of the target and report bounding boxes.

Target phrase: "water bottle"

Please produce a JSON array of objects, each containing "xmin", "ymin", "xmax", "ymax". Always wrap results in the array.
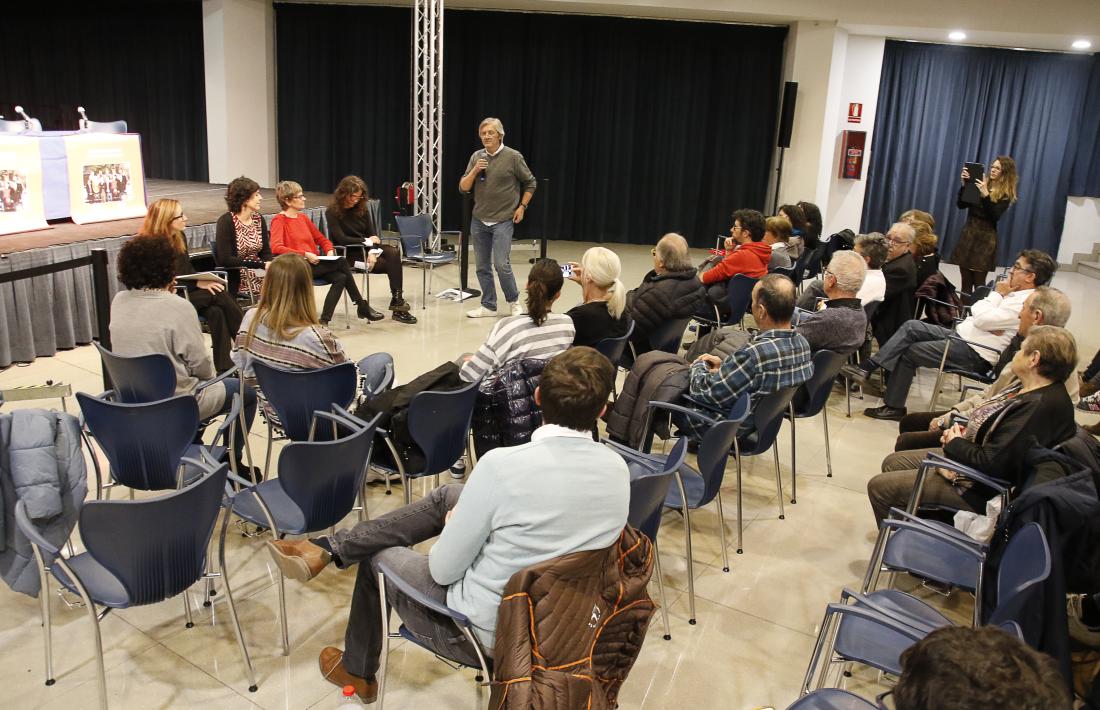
[{"xmin": 337, "ymin": 685, "xmax": 360, "ymax": 707}]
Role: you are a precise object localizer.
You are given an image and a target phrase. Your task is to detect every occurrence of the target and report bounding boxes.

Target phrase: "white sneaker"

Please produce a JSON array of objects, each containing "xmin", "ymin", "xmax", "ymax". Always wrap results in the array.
[
  {"xmin": 466, "ymin": 306, "xmax": 496, "ymax": 318},
  {"xmin": 509, "ymin": 302, "xmax": 523, "ymax": 317}
]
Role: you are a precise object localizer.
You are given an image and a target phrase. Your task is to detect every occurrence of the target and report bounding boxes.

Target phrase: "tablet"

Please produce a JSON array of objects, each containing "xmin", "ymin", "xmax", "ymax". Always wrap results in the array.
[{"xmin": 964, "ymin": 162, "xmax": 985, "ymax": 183}]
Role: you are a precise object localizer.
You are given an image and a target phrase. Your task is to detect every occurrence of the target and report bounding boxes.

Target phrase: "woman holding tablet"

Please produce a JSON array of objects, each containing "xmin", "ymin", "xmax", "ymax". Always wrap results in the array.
[{"xmin": 953, "ymin": 156, "xmax": 1018, "ymax": 294}]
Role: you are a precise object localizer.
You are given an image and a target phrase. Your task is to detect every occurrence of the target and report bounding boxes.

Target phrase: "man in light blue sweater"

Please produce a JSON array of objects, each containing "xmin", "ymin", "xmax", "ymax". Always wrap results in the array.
[{"xmin": 267, "ymin": 347, "xmax": 629, "ymax": 702}]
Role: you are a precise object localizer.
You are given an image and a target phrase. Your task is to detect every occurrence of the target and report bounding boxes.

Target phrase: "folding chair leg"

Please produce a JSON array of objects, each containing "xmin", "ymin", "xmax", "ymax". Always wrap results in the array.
[
  {"xmin": 33, "ymin": 547, "xmax": 55, "ymax": 686},
  {"xmin": 218, "ymin": 512, "xmax": 258, "ymax": 692},
  {"xmin": 789, "ymin": 406, "xmax": 797, "ymax": 504},
  {"xmin": 822, "ymin": 407, "xmax": 833, "ymax": 478},
  {"xmin": 860, "ymin": 525, "xmax": 891, "ymax": 594},
  {"xmin": 56, "ymin": 558, "xmax": 107, "ymax": 709},
  {"xmin": 845, "ymin": 375, "xmax": 852, "ymax": 418},
  {"xmin": 653, "ymin": 543, "xmax": 672, "ymax": 640},
  {"xmin": 801, "ymin": 607, "xmax": 836, "ymax": 695},
  {"xmin": 342, "ymin": 292, "xmax": 350, "ymax": 330},
  {"xmin": 736, "ymin": 457, "xmax": 744, "ymax": 554},
  {"xmin": 264, "ymin": 424, "xmax": 274, "ymax": 481},
  {"xmin": 772, "ymin": 444, "xmax": 786, "ymax": 520},
  {"xmin": 183, "ymin": 591, "xmax": 194, "ymax": 628},
  {"xmin": 378, "ymin": 571, "xmax": 391, "ymax": 710},
  {"xmin": 421, "ymin": 268, "xmax": 427, "ymax": 310},
  {"xmin": 674, "ymin": 471, "xmax": 696, "ymax": 625},
  {"xmin": 715, "ymin": 491, "xmax": 731, "ymax": 572}
]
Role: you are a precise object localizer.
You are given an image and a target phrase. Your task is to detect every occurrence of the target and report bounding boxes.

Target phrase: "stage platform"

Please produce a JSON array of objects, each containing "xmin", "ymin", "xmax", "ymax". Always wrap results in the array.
[{"xmin": 0, "ymin": 179, "xmax": 333, "ymax": 255}]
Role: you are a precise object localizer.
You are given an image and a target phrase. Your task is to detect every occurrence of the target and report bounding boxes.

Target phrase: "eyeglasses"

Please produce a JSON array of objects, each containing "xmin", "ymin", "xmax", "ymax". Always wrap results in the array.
[
  {"xmin": 1009, "ymin": 263, "xmax": 1034, "ymax": 274},
  {"xmin": 822, "ymin": 268, "xmax": 834, "ymax": 279},
  {"xmin": 293, "ymin": 193, "xmax": 305, "ymax": 199},
  {"xmin": 887, "ymin": 236, "xmax": 911, "ymax": 245},
  {"xmin": 172, "ymin": 214, "xmax": 186, "ymax": 221}
]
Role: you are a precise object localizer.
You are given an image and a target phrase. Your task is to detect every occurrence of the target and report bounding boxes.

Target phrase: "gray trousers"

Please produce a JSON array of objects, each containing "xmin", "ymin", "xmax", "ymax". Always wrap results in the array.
[
  {"xmin": 867, "ymin": 448, "xmax": 979, "ymax": 525},
  {"xmin": 874, "ymin": 320, "xmax": 992, "ymax": 409},
  {"xmin": 331, "ymin": 484, "xmax": 481, "ymax": 678}
]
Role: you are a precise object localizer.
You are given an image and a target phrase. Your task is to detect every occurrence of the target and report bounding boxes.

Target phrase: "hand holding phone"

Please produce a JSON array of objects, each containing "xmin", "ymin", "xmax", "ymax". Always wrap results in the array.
[{"xmin": 561, "ymin": 263, "xmax": 573, "ymax": 279}]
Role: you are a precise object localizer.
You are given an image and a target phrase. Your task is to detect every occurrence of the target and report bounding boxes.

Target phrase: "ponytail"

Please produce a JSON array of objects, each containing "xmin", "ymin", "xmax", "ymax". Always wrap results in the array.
[
  {"xmin": 606, "ymin": 279, "xmax": 626, "ymax": 319},
  {"xmin": 525, "ymin": 258, "xmax": 565, "ymax": 327},
  {"xmin": 579, "ymin": 246, "xmax": 625, "ymax": 319}
]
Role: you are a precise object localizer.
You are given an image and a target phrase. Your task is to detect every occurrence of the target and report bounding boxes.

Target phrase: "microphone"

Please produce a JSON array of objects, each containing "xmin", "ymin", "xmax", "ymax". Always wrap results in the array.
[
  {"xmin": 14, "ymin": 105, "xmax": 32, "ymax": 129},
  {"xmin": 77, "ymin": 106, "xmax": 89, "ymax": 130},
  {"xmin": 478, "ymin": 149, "xmax": 488, "ymax": 182}
]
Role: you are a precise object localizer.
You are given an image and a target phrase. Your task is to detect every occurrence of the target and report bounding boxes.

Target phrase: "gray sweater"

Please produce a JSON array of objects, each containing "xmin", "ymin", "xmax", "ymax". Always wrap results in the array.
[
  {"xmin": 463, "ymin": 146, "xmax": 537, "ymax": 223},
  {"xmin": 109, "ymin": 289, "xmax": 226, "ymax": 418},
  {"xmin": 794, "ymin": 298, "xmax": 867, "ymax": 354}
]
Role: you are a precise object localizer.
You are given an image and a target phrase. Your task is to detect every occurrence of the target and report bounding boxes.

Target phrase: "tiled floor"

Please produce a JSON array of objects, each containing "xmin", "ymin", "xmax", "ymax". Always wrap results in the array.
[{"xmin": 1, "ymin": 240, "xmax": 1097, "ymax": 709}]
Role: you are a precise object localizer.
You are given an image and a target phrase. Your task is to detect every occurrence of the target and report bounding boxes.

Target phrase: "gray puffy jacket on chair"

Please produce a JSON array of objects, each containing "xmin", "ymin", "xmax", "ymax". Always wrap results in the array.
[{"xmin": 0, "ymin": 409, "xmax": 88, "ymax": 596}]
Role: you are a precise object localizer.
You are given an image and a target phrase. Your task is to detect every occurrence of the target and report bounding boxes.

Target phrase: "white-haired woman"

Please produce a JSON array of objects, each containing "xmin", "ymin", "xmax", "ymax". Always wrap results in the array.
[{"xmin": 563, "ymin": 246, "xmax": 631, "ymax": 348}]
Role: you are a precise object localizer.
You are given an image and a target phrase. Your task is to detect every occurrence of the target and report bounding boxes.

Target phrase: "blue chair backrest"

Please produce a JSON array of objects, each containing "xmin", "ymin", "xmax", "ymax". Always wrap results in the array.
[
  {"xmin": 805, "ymin": 243, "xmax": 828, "ymax": 279},
  {"xmin": 725, "ymin": 274, "xmax": 758, "ymax": 322},
  {"xmin": 785, "ymin": 688, "xmax": 877, "ymax": 710},
  {"xmin": 627, "ymin": 437, "xmax": 688, "ymax": 540},
  {"xmin": 85, "ymin": 119, "xmax": 128, "ymax": 133},
  {"xmin": 395, "ymin": 214, "xmax": 433, "ymax": 258},
  {"xmin": 358, "ymin": 352, "xmax": 395, "ymax": 400},
  {"xmin": 990, "ymin": 523, "xmax": 1051, "ymax": 632},
  {"xmin": 739, "ymin": 385, "xmax": 800, "ymax": 455},
  {"xmin": 793, "ymin": 349, "xmax": 848, "ymax": 417},
  {"xmin": 252, "ymin": 361, "xmax": 358, "ymax": 441},
  {"xmin": 80, "ymin": 461, "xmax": 228, "ymax": 605},
  {"xmin": 278, "ymin": 411, "xmax": 379, "ymax": 531},
  {"xmin": 649, "ymin": 316, "xmax": 690, "ymax": 354},
  {"xmin": 77, "ymin": 392, "xmax": 199, "ymax": 491},
  {"xmin": 95, "ymin": 343, "xmax": 177, "ymax": 403},
  {"xmin": 594, "ymin": 320, "xmax": 635, "ymax": 364},
  {"xmin": 694, "ymin": 419, "xmax": 742, "ymax": 506},
  {"xmin": 407, "ymin": 379, "xmax": 481, "ymax": 475},
  {"xmin": 770, "ymin": 265, "xmax": 796, "ymax": 280}
]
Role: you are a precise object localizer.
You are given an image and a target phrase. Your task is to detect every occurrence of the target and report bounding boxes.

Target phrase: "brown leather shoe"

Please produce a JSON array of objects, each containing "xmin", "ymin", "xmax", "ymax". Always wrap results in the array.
[
  {"xmin": 265, "ymin": 539, "xmax": 331, "ymax": 582},
  {"xmin": 319, "ymin": 647, "xmax": 378, "ymax": 703}
]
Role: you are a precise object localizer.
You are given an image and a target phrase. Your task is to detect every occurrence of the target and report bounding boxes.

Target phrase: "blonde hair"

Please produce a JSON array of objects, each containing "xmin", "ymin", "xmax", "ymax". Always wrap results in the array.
[
  {"xmin": 900, "ymin": 209, "xmax": 936, "ymax": 230},
  {"xmin": 139, "ymin": 198, "xmax": 187, "ymax": 255},
  {"xmin": 580, "ymin": 246, "xmax": 626, "ymax": 319},
  {"xmin": 989, "ymin": 156, "xmax": 1019, "ymax": 204},
  {"xmin": 765, "ymin": 216, "xmax": 793, "ymax": 243},
  {"xmin": 242, "ymin": 254, "xmax": 319, "ymax": 347},
  {"xmin": 910, "ymin": 221, "xmax": 939, "ymax": 257},
  {"xmin": 275, "ymin": 180, "xmax": 304, "ymax": 210}
]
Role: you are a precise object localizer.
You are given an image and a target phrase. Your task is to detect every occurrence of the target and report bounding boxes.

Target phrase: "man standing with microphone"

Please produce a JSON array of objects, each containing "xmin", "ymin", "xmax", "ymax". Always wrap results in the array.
[{"xmin": 460, "ymin": 117, "xmax": 537, "ymax": 318}]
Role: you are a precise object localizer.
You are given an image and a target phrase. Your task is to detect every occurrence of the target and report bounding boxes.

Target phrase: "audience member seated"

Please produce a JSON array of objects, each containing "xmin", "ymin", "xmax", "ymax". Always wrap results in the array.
[
  {"xmin": 846, "ymin": 248, "xmax": 1055, "ymax": 420},
  {"xmin": 892, "ymin": 626, "xmax": 1071, "ymax": 710},
  {"xmin": 231, "ymin": 254, "xmax": 349, "ymax": 423},
  {"xmin": 793, "ymin": 250, "xmax": 867, "ymax": 354},
  {"xmin": 866, "ymin": 325, "xmax": 1077, "ymax": 524},
  {"xmin": 699, "ymin": 208, "xmax": 770, "ymax": 315},
  {"xmin": 797, "ymin": 200, "xmax": 823, "ymax": 255},
  {"xmin": 264, "ymin": 347, "xmax": 629, "ymax": 702},
  {"xmin": 270, "ymin": 180, "xmax": 381, "ymax": 325},
  {"xmin": 764, "ymin": 215, "xmax": 793, "ymax": 269},
  {"xmin": 892, "ymin": 286, "xmax": 1074, "ymax": 454},
  {"xmin": 870, "ymin": 222, "xmax": 918, "ymax": 348},
  {"xmin": 324, "ymin": 175, "xmax": 416, "ymax": 324},
  {"xmin": 214, "ymin": 176, "xmax": 271, "ymax": 300},
  {"xmin": 899, "ymin": 208, "xmax": 935, "ymax": 231},
  {"xmin": 625, "ymin": 232, "xmax": 705, "ymax": 358},
  {"xmin": 140, "ymin": 198, "xmax": 244, "ymax": 374},
  {"xmin": 779, "ymin": 203, "xmax": 809, "ymax": 258},
  {"xmin": 563, "ymin": 246, "xmax": 630, "ymax": 348},
  {"xmin": 677, "ymin": 274, "xmax": 813, "ymax": 440},
  {"xmin": 459, "ymin": 258, "xmax": 575, "ymax": 383},
  {"xmin": 796, "ymin": 231, "xmax": 888, "ymax": 310},
  {"xmin": 110, "ymin": 234, "xmax": 257, "ymax": 467},
  {"xmin": 909, "ymin": 220, "xmax": 941, "ymax": 287}
]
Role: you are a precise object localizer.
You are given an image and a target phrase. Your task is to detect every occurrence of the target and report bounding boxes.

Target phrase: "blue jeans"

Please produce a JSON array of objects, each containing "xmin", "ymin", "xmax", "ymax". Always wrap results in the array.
[{"xmin": 471, "ymin": 218, "xmax": 519, "ymax": 311}]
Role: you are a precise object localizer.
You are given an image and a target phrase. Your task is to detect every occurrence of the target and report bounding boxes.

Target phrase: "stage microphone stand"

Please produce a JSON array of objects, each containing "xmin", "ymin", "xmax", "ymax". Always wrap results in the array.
[
  {"xmin": 458, "ymin": 191, "xmax": 480, "ymax": 298},
  {"xmin": 528, "ymin": 177, "xmax": 549, "ymax": 263}
]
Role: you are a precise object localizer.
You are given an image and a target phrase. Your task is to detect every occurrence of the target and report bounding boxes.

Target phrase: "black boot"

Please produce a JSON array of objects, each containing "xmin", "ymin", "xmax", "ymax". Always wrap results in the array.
[
  {"xmin": 357, "ymin": 301, "xmax": 384, "ymax": 321},
  {"xmin": 392, "ymin": 310, "xmax": 417, "ymax": 324},
  {"xmin": 389, "ymin": 291, "xmax": 411, "ymax": 312}
]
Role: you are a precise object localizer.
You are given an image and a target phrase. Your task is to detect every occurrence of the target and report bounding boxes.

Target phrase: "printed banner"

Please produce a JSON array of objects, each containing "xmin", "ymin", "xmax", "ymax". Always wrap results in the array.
[
  {"xmin": 63, "ymin": 133, "xmax": 146, "ymax": 224},
  {"xmin": 0, "ymin": 136, "xmax": 49, "ymax": 236}
]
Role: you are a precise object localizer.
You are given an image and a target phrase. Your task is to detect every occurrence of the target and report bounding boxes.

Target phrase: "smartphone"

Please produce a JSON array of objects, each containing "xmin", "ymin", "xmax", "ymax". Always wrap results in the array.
[
  {"xmin": 368, "ymin": 248, "xmax": 383, "ymax": 256},
  {"xmin": 561, "ymin": 263, "xmax": 573, "ymax": 278},
  {"xmin": 964, "ymin": 162, "xmax": 985, "ymax": 183},
  {"xmin": 946, "ymin": 412, "xmax": 970, "ymax": 429}
]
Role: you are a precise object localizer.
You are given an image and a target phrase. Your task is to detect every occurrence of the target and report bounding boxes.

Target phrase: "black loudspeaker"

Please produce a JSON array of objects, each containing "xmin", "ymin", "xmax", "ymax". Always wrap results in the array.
[{"xmin": 777, "ymin": 81, "xmax": 798, "ymax": 148}]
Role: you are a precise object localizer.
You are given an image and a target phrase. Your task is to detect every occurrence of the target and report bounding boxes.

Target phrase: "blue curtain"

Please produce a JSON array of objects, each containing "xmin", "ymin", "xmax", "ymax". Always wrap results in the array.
[
  {"xmin": 861, "ymin": 41, "xmax": 1094, "ymax": 266},
  {"xmin": 1069, "ymin": 54, "xmax": 1100, "ymax": 197}
]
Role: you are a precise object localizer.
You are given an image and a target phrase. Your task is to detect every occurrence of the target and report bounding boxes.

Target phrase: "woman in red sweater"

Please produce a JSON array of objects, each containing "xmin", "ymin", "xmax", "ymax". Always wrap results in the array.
[{"xmin": 270, "ymin": 180, "xmax": 382, "ymax": 325}]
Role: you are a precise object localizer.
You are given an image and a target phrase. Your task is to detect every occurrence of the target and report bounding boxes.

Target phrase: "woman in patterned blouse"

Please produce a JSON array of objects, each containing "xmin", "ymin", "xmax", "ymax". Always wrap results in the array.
[{"xmin": 215, "ymin": 176, "xmax": 272, "ymax": 300}]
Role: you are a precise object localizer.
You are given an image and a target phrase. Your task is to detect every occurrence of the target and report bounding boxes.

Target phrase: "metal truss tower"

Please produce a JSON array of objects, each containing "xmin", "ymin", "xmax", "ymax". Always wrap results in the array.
[{"xmin": 412, "ymin": 0, "xmax": 444, "ymax": 248}]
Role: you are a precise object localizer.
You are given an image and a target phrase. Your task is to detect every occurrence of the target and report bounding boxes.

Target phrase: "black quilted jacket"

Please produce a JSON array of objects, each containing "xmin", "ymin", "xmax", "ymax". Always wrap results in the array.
[
  {"xmin": 626, "ymin": 269, "xmax": 706, "ymax": 350},
  {"xmin": 472, "ymin": 358, "xmax": 547, "ymax": 457}
]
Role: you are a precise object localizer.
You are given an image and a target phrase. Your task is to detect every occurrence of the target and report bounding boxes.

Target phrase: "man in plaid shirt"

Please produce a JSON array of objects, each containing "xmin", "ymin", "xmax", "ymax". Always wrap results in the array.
[{"xmin": 678, "ymin": 274, "xmax": 814, "ymax": 440}]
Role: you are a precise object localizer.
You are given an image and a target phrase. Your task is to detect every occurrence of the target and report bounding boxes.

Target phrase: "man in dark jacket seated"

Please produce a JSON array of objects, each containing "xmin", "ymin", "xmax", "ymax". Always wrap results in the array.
[
  {"xmin": 264, "ymin": 347, "xmax": 629, "ymax": 703},
  {"xmin": 625, "ymin": 232, "xmax": 706, "ymax": 359},
  {"xmin": 793, "ymin": 249, "xmax": 868, "ymax": 354},
  {"xmin": 866, "ymin": 325, "xmax": 1078, "ymax": 525},
  {"xmin": 871, "ymin": 222, "xmax": 918, "ymax": 348}
]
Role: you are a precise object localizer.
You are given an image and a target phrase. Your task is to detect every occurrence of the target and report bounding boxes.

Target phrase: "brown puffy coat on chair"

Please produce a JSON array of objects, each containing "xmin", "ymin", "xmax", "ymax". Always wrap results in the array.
[{"xmin": 489, "ymin": 527, "xmax": 656, "ymax": 709}]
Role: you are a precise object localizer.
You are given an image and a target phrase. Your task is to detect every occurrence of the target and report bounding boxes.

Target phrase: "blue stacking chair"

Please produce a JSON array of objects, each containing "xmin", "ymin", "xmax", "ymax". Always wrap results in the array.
[
  {"xmin": 594, "ymin": 320, "xmax": 635, "ymax": 366},
  {"xmin": 800, "ymin": 523, "xmax": 1051, "ymax": 694},
  {"xmin": 786, "ymin": 689, "xmax": 880, "ymax": 710},
  {"xmin": 905, "ymin": 452, "xmax": 1010, "ymax": 518},
  {"xmin": 784, "ymin": 349, "xmax": 848, "ymax": 501},
  {"xmin": 649, "ymin": 316, "xmax": 692, "ymax": 355},
  {"xmin": 222, "ymin": 406, "xmax": 379, "ymax": 656},
  {"xmin": 770, "ymin": 265, "xmax": 797, "ymax": 280},
  {"xmin": 605, "ymin": 437, "xmax": 688, "ymax": 638},
  {"xmin": 251, "ymin": 361, "xmax": 359, "ymax": 474},
  {"xmin": 376, "ymin": 559, "xmax": 495, "ymax": 709},
  {"xmin": 394, "ymin": 214, "xmax": 458, "ymax": 309},
  {"xmin": 693, "ymin": 274, "xmax": 758, "ymax": 331},
  {"xmin": 928, "ymin": 333, "xmax": 1000, "ymax": 411},
  {"xmin": 16, "ymin": 459, "xmax": 257, "ymax": 707},
  {"xmin": 373, "ymin": 379, "xmax": 481, "ymax": 505}
]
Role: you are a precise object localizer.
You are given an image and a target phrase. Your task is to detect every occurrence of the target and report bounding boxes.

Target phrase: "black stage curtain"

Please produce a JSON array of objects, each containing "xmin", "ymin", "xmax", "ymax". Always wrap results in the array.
[
  {"xmin": 0, "ymin": 1, "xmax": 209, "ymax": 182},
  {"xmin": 275, "ymin": 5, "xmax": 786, "ymax": 247}
]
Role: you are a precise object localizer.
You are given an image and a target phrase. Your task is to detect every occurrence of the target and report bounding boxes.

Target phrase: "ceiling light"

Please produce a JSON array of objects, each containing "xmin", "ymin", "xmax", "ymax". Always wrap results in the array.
[
  {"xmin": 1072, "ymin": 39, "xmax": 1092, "ymax": 50},
  {"xmin": 948, "ymin": 31, "xmax": 967, "ymax": 41}
]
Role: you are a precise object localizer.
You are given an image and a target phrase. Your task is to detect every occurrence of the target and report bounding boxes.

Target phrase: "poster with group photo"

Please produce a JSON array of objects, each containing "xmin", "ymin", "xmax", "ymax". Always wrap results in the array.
[
  {"xmin": 63, "ymin": 133, "xmax": 146, "ymax": 224},
  {"xmin": 0, "ymin": 136, "xmax": 49, "ymax": 236}
]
